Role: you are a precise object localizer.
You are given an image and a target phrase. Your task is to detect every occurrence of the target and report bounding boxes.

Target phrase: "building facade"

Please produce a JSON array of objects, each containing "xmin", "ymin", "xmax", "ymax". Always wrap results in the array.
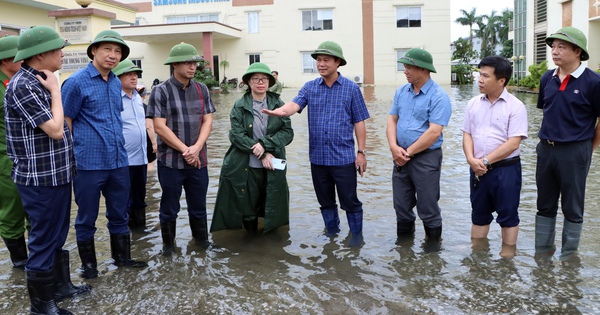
[{"xmin": 1, "ymin": 0, "xmax": 451, "ymax": 87}]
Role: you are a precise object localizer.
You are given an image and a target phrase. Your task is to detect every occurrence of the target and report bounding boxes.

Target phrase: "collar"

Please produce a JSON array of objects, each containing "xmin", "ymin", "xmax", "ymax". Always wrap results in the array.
[
  {"xmin": 409, "ymin": 77, "xmax": 434, "ymax": 94},
  {"xmin": 552, "ymin": 63, "xmax": 586, "ymax": 79},
  {"xmin": 480, "ymin": 88, "xmax": 509, "ymax": 104},
  {"xmin": 317, "ymin": 71, "xmax": 342, "ymax": 86},
  {"xmin": 168, "ymin": 76, "xmax": 191, "ymax": 90}
]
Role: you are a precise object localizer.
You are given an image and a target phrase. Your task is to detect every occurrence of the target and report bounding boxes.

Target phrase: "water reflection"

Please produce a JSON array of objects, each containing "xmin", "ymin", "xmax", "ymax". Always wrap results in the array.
[{"xmin": 1, "ymin": 85, "xmax": 600, "ymax": 314}]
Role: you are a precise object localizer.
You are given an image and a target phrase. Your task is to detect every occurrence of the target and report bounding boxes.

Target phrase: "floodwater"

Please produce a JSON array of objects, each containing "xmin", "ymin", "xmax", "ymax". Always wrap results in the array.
[{"xmin": 2, "ymin": 84, "xmax": 600, "ymax": 315}]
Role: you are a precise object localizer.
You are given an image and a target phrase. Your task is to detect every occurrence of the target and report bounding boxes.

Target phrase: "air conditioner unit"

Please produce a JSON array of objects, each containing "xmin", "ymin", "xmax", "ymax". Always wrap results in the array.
[{"xmin": 354, "ymin": 75, "xmax": 364, "ymax": 84}]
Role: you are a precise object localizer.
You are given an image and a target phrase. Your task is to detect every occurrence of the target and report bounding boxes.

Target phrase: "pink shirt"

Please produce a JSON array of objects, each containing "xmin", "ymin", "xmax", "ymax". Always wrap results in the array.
[{"xmin": 461, "ymin": 88, "xmax": 528, "ymax": 159}]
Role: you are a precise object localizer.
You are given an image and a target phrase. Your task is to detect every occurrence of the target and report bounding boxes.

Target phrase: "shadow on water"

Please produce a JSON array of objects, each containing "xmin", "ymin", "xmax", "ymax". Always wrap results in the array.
[{"xmin": 2, "ymin": 84, "xmax": 600, "ymax": 314}]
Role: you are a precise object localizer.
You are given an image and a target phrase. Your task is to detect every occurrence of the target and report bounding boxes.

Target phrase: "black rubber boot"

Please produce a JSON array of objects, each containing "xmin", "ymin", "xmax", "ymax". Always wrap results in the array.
[
  {"xmin": 77, "ymin": 240, "xmax": 98, "ymax": 279},
  {"xmin": 396, "ymin": 221, "xmax": 415, "ymax": 244},
  {"xmin": 27, "ymin": 270, "xmax": 73, "ymax": 315},
  {"xmin": 321, "ymin": 209, "xmax": 340, "ymax": 236},
  {"xmin": 189, "ymin": 216, "xmax": 210, "ymax": 247},
  {"xmin": 160, "ymin": 221, "xmax": 176, "ymax": 256},
  {"xmin": 128, "ymin": 207, "xmax": 147, "ymax": 231},
  {"xmin": 423, "ymin": 225, "xmax": 442, "ymax": 253},
  {"xmin": 242, "ymin": 217, "xmax": 258, "ymax": 233},
  {"xmin": 2, "ymin": 235, "xmax": 28, "ymax": 269},
  {"xmin": 53, "ymin": 250, "xmax": 92, "ymax": 302},
  {"xmin": 110, "ymin": 234, "xmax": 148, "ymax": 268}
]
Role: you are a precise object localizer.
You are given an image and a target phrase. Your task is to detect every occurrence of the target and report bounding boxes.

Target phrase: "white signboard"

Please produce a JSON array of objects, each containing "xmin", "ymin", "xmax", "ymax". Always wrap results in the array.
[
  {"xmin": 57, "ymin": 18, "xmax": 91, "ymax": 44},
  {"xmin": 62, "ymin": 50, "xmax": 90, "ymax": 72}
]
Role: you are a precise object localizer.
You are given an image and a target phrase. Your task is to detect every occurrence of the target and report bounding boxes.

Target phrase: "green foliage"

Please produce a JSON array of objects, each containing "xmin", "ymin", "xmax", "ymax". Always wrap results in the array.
[
  {"xmin": 508, "ymin": 60, "xmax": 548, "ymax": 89},
  {"xmin": 193, "ymin": 59, "xmax": 218, "ymax": 88},
  {"xmin": 500, "ymin": 39, "xmax": 513, "ymax": 59},
  {"xmin": 452, "ymin": 63, "xmax": 475, "ymax": 85},
  {"xmin": 452, "ymin": 37, "xmax": 477, "ymax": 63}
]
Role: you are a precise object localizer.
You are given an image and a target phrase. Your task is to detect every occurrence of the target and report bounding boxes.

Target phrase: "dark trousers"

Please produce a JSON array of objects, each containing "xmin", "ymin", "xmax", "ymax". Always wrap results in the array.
[
  {"xmin": 157, "ymin": 161, "xmax": 209, "ymax": 222},
  {"xmin": 74, "ymin": 167, "xmax": 131, "ymax": 241},
  {"xmin": 128, "ymin": 165, "xmax": 148, "ymax": 210},
  {"xmin": 310, "ymin": 163, "xmax": 362, "ymax": 213},
  {"xmin": 392, "ymin": 148, "xmax": 443, "ymax": 228},
  {"xmin": 17, "ymin": 183, "xmax": 71, "ymax": 272},
  {"xmin": 470, "ymin": 162, "xmax": 521, "ymax": 227},
  {"xmin": 536, "ymin": 140, "xmax": 592, "ymax": 223}
]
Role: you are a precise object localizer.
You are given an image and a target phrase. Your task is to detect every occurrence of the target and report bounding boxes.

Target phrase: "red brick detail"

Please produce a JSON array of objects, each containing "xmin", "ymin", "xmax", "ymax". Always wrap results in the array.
[{"xmin": 233, "ymin": 0, "xmax": 273, "ymax": 6}]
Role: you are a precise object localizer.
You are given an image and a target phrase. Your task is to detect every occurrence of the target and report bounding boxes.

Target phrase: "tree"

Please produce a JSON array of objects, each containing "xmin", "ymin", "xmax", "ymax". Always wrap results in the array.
[
  {"xmin": 474, "ymin": 10, "xmax": 502, "ymax": 59},
  {"xmin": 452, "ymin": 37, "xmax": 477, "ymax": 63},
  {"xmin": 455, "ymin": 8, "xmax": 478, "ymax": 44}
]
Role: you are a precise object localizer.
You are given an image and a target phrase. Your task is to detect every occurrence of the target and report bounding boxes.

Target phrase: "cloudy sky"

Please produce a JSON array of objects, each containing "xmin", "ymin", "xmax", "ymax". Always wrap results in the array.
[{"xmin": 450, "ymin": 0, "xmax": 514, "ymax": 40}]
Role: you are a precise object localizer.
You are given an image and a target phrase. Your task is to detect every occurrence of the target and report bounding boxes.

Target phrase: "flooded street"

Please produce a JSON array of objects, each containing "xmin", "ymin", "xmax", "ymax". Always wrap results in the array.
[{"xmin": 2, "ymin": 84, "xmax": 600, "ymax": 314}]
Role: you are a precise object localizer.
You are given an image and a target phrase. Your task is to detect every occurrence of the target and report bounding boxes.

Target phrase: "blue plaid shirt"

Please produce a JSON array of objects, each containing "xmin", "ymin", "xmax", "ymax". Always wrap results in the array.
[
  {"xmin": 4, "ymin": 65, "xmax": 75, "ymax": 186},
  {"xmin": 293, "ymin": 73, "xmax": 370, "ymax": 166},
  {"xmin": 62, "ymin": 62, "xmax": 128, "ymax": 170}
]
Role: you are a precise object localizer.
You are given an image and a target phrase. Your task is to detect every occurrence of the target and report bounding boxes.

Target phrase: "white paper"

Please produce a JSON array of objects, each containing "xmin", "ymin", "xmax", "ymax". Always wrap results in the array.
[{"xmin": 272, "ymin": 158, "xmax": 287, "ymax": 170}]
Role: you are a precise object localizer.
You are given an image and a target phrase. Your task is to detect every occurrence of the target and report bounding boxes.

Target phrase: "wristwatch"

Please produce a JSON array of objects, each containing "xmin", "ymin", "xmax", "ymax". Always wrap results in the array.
[
  {"xmin": 483, "ymin": 157, "xmax": 490, "ymax": 169},
  {"xmin": 357, "ymin": 149, "xmax": 366, "ymax": 156}
]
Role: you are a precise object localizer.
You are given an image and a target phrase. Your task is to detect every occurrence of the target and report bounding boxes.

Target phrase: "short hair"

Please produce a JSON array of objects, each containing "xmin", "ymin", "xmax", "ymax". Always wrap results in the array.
[
  {"xmin": 271, "ymin": 70, "xmax": 278, "ymax": 75},
  {"xmin": 478, "ymin": 56, "xmax": 513, "ymax": 87}
]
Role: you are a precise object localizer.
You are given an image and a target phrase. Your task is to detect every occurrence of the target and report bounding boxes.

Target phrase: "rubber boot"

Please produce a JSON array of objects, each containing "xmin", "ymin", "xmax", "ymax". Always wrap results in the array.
[
  {"xmin": 27, "ymin": 270, "xmax": 73, "ymax": 315},
  {"xmin": 110, "ymin": 234, "xmax": 148, "ymax": 268},
  {"xmin": 534, "ymin": 215, "xmax": 556, "ymax": 255},
  {"xmin": 2, "ymin": 235, "xmax": 28, "ymax": 269},
  {"xmin": 54, "ymin": 250, "xmax": 92, "ymax": 302},
  {"xmin": 77, "ymin": 240, "xmax": 98, "ymax": 279},
  {"xmin": 321, "ymin": 209, "xmax": 340, "ymax": 236},
  {"xmin": 560, "ymin": 220, "xmax": 583, "ymax": 261},
  {"xmin": 128, "ymin": 207, "xmax": 146, "ymax": 231},
  {"xmin": 423, "ymin": 225, "xmax": 442, "ymax": 253},
  {"xmin": 346, "ymin": 211, "xmax": 364, "ymax": 247},
  {"xmin": 242, "ymin": 217, "xmax": 258, "ymax": 233},
  {"xmin": 160, "ymin": 221, "xmax": 176, "ymax": 256},
  {"xmin": 189, "ymin": 216, "xmax": 210, "ymax": 248}
]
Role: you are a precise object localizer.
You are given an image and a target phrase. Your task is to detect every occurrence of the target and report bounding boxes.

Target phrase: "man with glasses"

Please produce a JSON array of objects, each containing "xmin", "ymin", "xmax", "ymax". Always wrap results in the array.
[
  {"xmin": 148, "ymin": 42, "xmax": 216, "ymax": 255},
  {"xmin": 62, "ymin": 30, "xmax": 147, "ymax": 279},
  {"xmin": 535, "ymin": 27, "xmax": 600, "ymax": 262},
  {"xmin": 386, "ymin": 48, "xmax": 451, "ymax": 247},
  {"xmin": 263, "ymin": 41, "xmax": 369, "ymax": 246}
]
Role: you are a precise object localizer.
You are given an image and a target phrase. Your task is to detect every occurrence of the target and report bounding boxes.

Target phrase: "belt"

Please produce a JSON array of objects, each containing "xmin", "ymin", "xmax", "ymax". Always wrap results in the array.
[
  {"xmin": 410, "ymin": 148, "xmax": 441, "ymax": 158},
  {"xmin": 540, "ymin": 139, "xmax": 584, "ymax": 147},
  {"xmin": 489, "ymin": 156, "xmax": 520, "ymax": 169}
]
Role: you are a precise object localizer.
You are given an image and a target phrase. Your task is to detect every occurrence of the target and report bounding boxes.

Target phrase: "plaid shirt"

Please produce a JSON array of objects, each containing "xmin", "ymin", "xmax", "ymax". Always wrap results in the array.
[
  {"xmin": 293, "ymin": 72, "xmax": 370, "ymax": 166},
  {"xmin": 148, "ymin": 77, "xmax": 216, "ymax": 169},
  {"xmin": 4, "ymin": 65, "xmax": 75, "ymax": 186},
  {"xmin": 62, "ymin": 62, "xmax": 128, "ymax": 170}
]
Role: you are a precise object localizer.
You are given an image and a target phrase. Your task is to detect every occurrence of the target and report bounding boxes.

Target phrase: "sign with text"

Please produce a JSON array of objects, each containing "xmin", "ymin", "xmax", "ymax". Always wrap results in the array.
[
  {"xmin": 154, "ymin": 0, "xmax": 230, "ymax": 6},
  {"xmin": 57, "ymin": 18, "xmax": 91, "ymax": 44},
  {"xmin": 62, "ymin": 51, "xmax": 90, "ymax": 72}
]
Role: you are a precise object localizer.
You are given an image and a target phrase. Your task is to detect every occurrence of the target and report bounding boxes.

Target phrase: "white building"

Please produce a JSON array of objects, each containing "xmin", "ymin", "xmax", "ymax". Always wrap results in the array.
[{"xmin": 0, "ymin": 0, "xmax": 451, "ymax": 87}]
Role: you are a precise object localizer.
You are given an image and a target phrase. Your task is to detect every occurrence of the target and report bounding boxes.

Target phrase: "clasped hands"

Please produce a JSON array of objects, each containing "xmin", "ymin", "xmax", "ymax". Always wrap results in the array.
[
  {"xmin": 468, "ymin": 157, "xmax": 488, "ymax": 177},
  {"xmin": 252, "ymin": 143, "xmax": 275, "ymax": 170},
  {"xmin": 182, "ymin": 145, "xmax": 201, "ymax": 168}
]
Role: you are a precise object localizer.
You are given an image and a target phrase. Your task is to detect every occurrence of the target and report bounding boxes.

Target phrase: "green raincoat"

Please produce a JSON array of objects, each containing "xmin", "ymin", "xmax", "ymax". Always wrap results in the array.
[{"xmin": 210, "ymin": 92, "xmax": 293, "ymax": 233}]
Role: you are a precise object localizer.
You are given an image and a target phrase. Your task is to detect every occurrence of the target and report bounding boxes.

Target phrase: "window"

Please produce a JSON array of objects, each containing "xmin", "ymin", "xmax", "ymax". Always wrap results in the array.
[
  {"xmin": 302, "ymin": 52, "xmax": 317, "ymax": 73},
  {"xmin": 396, "ymin": 49, "xmax": 410, "ymax": 72},
  {"xmin": 396, "ymin": 6, "xmax": 421, "ymax": 28},
  {"xmin": 302, "ymin": 9, "xmax": 333, "ymax": 31},
  {"xmin": 166, "ymin": 14, "xmax": 218, "ymax": 24},
  {"xmin": 248, "ymin": 12, "xmax": 259, "ymax": 34},
  {"xmin": 131, "ymin": 59, "xmax": 143, "ymax": 78},
  {"xmin": 249, "ymin": 54, "xmax": 260, "ymax": 65}
]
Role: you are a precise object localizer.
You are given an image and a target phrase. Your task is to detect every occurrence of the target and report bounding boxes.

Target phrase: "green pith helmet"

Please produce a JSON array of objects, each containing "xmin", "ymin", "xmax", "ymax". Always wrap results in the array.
[
  {"xmin": 112, "ymin": 59, "xmax": 142, "ymax": 77},
  {"xmin": 14, "ymin": 26, "xmax": 70, "ymax": 62},
  {"xmin": 242, "ymin": 62, "xmax": 275, "ymax": 87},
  {"xmin": 545, "ymin": 26, "xmax": 589, "ymax": 61},
  {"xmin": 87, "ymin": 30, "xmax": 130, "ymax": 61},
  {"xmin": 164, "ymin": 42, "xmax": 202, "ymax": 65},
  {"xmin": 0, "ymin": 35, "xmax": 19, "ymax": 60},
  {"xmin": 311, "ymin": 41, "xmax": 347, "ymax": 66},
  {"xmin": 398, "ymin": 48, "xmax": 437, "ymax": 73}
]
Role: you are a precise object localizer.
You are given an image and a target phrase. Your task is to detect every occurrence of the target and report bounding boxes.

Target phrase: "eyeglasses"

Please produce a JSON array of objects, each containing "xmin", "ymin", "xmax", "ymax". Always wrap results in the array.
[
  {"xmin": 250, "ymin": 77, "xmax": 269, "ymax": 83},
  {"xmin": 183, "ymin": 61, "xmax": 199, "ymax": 67}
]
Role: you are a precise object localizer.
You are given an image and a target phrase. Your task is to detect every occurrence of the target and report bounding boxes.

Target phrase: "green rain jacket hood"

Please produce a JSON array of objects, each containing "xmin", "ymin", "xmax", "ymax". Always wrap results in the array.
[{"xmin": 210, "ymin": 92, "xmax": 293, "ymax": 233}]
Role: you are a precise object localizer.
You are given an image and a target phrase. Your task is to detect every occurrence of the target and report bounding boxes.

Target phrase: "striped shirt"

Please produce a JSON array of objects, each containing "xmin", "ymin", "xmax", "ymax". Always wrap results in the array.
[
  {"xmin": 148, "ymin": 77, "xmax": 216, "ymax": 169},
  {"xmin": 293, "ymin": 72, "xmax": 370, "ymax": 166},
  {"xmin": 62, "ymin": 62, "xmax": 128, "ymax": 170},
  {"xmin": 4, "ymin": 64, "xmax": 75, "ymax": 186}
]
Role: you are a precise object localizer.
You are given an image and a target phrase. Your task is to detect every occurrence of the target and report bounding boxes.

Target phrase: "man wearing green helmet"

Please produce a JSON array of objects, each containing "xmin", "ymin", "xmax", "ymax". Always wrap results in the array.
[
  {"xmin": 148, "ymin": 42, "xmax": 216, "ymax": 255},
  {"xmin": 62, "ymin": 30, "xmax": 147, "ymax": 279},
  {"xmin": 535, "ymin": 26, "xmax": 600, "ymax": 262},
  {"xmin": 263, "ymin": 41, "xmax": 369, "ymax": 246},
  {"xmin": 5, "ymin": 25, "xmax": 91, "ymax": 315},
  {"xmin": 0, "ymin": 35, "xmax": 28, "ymax": 271},
  {"xmin": 112, "ymin": 60, "xmax": 149, "ymax": 232},
  {"xmin": 387, "ymin": 48, "xmax": 452, "ymax": 248}
]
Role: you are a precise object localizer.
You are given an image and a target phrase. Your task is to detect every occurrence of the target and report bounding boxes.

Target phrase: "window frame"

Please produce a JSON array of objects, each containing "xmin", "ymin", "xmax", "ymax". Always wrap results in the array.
[
  {"xmin": 395, "ymin": 6, "xmax": 421, "ymax": 28},
  {"xmin": 247, "ymin": 11, "xmax": 260, "ymax": 34},
  {"xmin": 249, "ymin": 54, "xmax": 261, "ymax": 65},
  {"xmin": 301, "ymin": 9, "xmax": 333, "ymax": 31},
  {"xmin": 301, "ymin": 52, "xmax": 318, "ymax": 73},
  {"xmin": 396, "ymin": 49, "xmax": 410, "ymax": 72}
]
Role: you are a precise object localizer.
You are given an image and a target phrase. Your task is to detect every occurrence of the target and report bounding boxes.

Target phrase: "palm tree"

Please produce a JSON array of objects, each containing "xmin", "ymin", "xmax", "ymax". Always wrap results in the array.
[
  {"xmin": 474, "ymin": 11, "xmax": 502, "ymax": 58},
  {"xmin": 455, "ymin": 8, "xmax": 478, "ymax": 45}
]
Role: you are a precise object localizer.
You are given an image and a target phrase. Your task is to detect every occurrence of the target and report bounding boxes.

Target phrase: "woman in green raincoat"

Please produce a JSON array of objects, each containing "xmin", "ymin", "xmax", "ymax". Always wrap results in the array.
[{"xmin": 211, "ymin": 63, "xmax": 293, "ymax": 233}]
